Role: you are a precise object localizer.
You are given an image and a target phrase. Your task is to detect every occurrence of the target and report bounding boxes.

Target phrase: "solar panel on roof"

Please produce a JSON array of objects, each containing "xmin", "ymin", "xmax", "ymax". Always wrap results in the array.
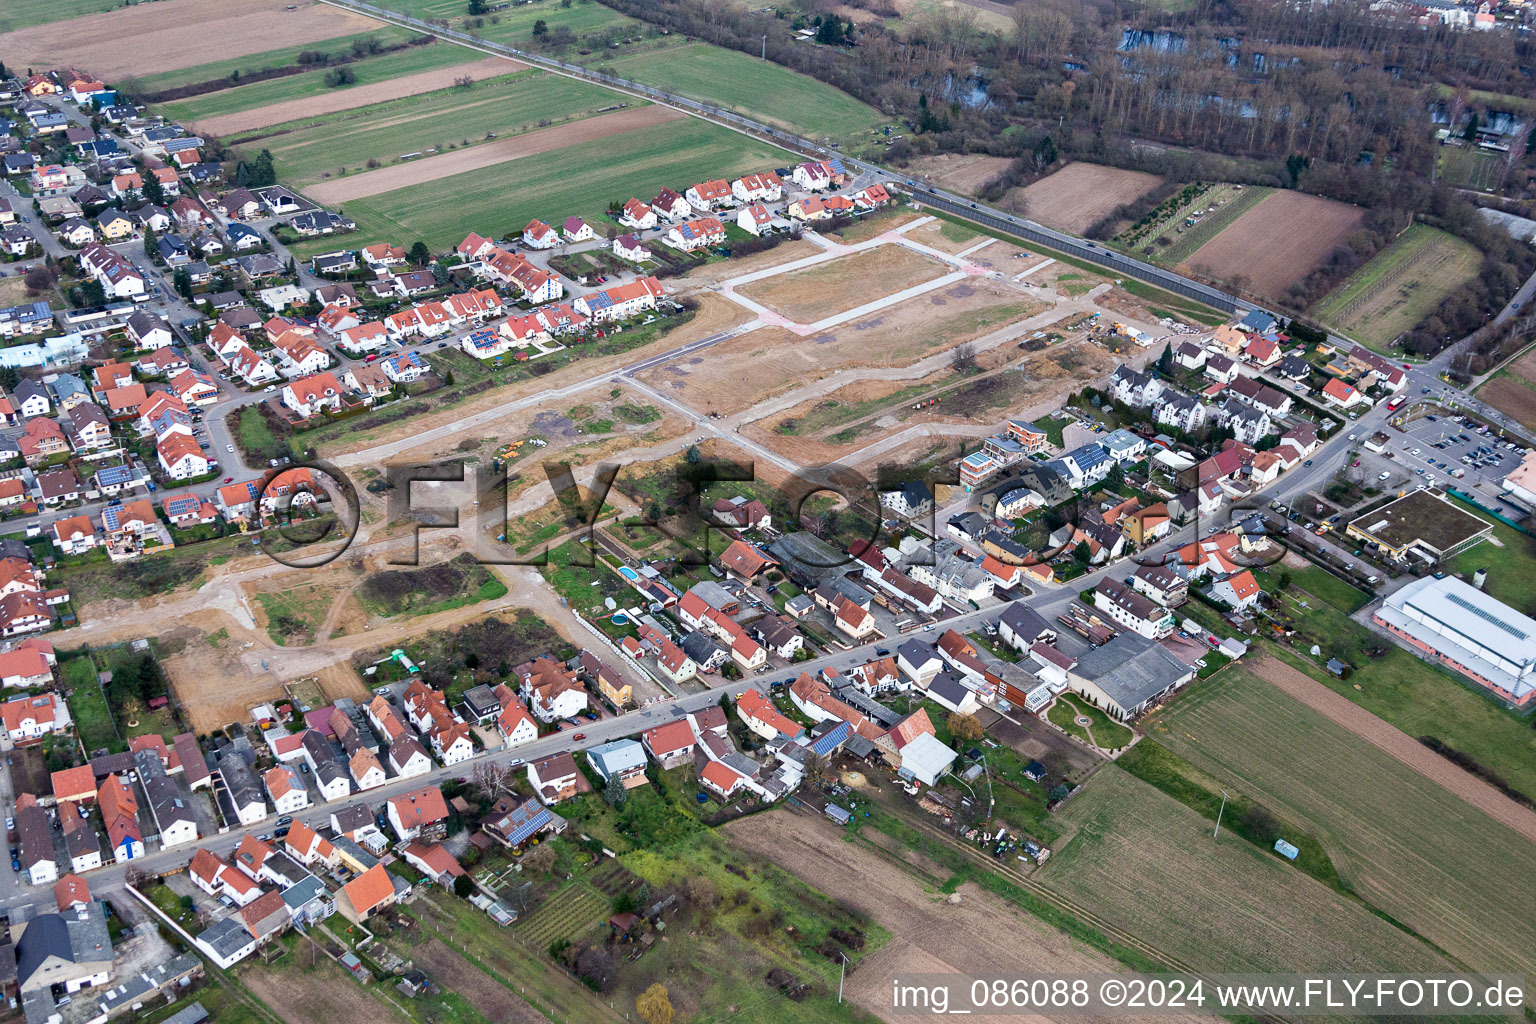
[{"xmin": 1444, "ymin": 592, "xmax": 1530, "ymax": 640}]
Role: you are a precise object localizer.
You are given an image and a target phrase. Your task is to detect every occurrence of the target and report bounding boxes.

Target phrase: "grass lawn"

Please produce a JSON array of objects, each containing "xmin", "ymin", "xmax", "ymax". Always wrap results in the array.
[
  {"xmin": 235, "ymin": 406, "xmax": 292, "ymax": 465},
  {"xmin": 1148, "ymin": 667, "xmax": 1536, "ymax": 985},
  {"xmin": 1446, "ymin": 495, "xmax": 1536, "ymax": 615},
  {"xmin": 1311, "ymin": 224, "xmax": 1481, "ymax": 353},
  {"xmin": 1046, "ymin": 692, "xmax": 1133, "ymax": 750},
  {"xmin": 234, "ymin": 70, "xmax": 624, "ymax": 186},
  {"xmin": 1255, "ymin": 563, "xmax": 1369, "ymax": 613},
  {"xmin": 122, "ymin": 26, "xmax": 422, "ymax": 93},
  {"xmin": 256, "ymin": 585, "xmax": 334, "ymax": 646},
  {"xmin": 598, "ymin": 42, "xmax": 884, "ymax": 141},
  {"xmin": 154, "ymin": 43, "xmax": 483, "ymax": 124},
  {"xmin": 62, "ymin": 653, "xmax": 120, "ymax": 753},
  {"xmin": 292, "ymin": 117, "xmax": 796, "ymax": 253},
  {"xmin": 1034, "ymin": 414, "xmax": 1069, "ymax": 447},
  {"xmin": 1038, "ymin": 767, "xmax": 1459, "ymax": 977},
  {"xmin": 0, "ymin": 0, "xmax": 119, "ymax": 32}
]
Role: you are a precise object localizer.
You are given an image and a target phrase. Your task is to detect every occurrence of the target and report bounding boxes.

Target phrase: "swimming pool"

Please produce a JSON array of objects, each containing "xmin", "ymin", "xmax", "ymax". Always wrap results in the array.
[{"xmin": 616, "ymin": 565, "xmax": 639, "ymax": 581}]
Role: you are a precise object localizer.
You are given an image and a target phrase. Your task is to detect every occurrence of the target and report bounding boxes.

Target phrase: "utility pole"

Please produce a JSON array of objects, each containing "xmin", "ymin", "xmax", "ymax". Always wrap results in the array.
[
  {"xmin": 1213, "ymin": 790, "xmax": 1229, "ymax": 839},
  {"xmin": 762, "ymin": 34, "xmax": 767, "ymax": 60},
  {"xmin": 838, "ymin": 951, "xmax": 849, "ymax": 1003}
]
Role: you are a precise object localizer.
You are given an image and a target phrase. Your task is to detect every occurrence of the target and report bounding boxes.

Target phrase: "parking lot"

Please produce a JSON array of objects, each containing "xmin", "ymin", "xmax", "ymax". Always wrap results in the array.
[{"xmin": 1368, "ymin": 414, "xmax": 1529, "ymax": 509}]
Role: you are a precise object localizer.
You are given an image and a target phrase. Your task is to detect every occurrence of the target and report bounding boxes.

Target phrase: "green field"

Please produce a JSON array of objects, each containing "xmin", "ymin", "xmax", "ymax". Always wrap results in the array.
[
  {"xmin": 121, "ymin": 27, "xmax": 424, "ymax": 94},
  {"xmin": 229, "ymin": 70, "xmax": 624, "ymax": 186},
  {"xmin": 0, "ymin": 0, "xmax": 118, "ymax": 32},
  {"xmin": 1312, "ymin": 224, "xmax": 1482, "ymax": 353},
  {"xmin": 291, "ymin": 117, "xmax": 796, "ymax": 253},
  {"xmin": 153, "ymin": 43, "xmax": 483, "ymax": 124},
  {"xmin": 1039, "ymin": 767, "xmax": 1455, "ymax": 976},
  {"xmin": 1257, "ymin": 581, "xmax": 1536, "ymax": 797},
  {"xmin": 1149, "ymin": 667, "xmax": 1536, "ymax": 986},
  {"xmin": 1254, "ymin": 563, "xmax": 1370, "ymax": 613},
  {"xmin": 1447, "ymin": 495, "xmax": 1536, "ymax": 615},
  {"xmin": 62, "ymin": 653, "xmax": 121, "ymax": 754},
  {"xmin": 377, "ymin": 0, "xmax": 658, "ymax": 49},
  {"xmin": 599, "ymin": 42, "xmax": 886, "ymax": 140},
  {"xmin": 1152, "ymin": 185, "xmax": 1270, "ymax": 266}
]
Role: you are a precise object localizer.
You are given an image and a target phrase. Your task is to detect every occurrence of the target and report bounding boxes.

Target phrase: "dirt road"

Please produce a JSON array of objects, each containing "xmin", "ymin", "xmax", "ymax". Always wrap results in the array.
[
  {"xmin": 304, "ymin": 104, "xmax": 686, "ymax": 204},
  {"xmin": 187, "ymin": 56, "xmax": 521, "ymax": 137},
  {"xmin": 1248, "ymin": 656, "xmax": 1536, "ymax": 844}
]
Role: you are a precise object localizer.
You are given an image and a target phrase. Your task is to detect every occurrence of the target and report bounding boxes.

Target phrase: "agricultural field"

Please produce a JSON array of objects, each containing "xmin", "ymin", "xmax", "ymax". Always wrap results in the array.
[
  {"xmin": 151, "ymin": 44, "xmax": 493, "ymax": 127},
  {"xmin": 121, "ymin": 26, "xmax": 426, "ymax": 94},
  {"xmin": 1016, "ymin": 163, "xmax": 1163, "ymax": 235},
  {"xmin": 376, "ymin": 0, "xmax": 658, "ymax": 48},
  {"xmin": 1039, "ymin": 767, "xmax": 1459, "ymax": 976},
  {"xmin": 1474, "ymin": 344, "xmax": 1536, "ymax": 433},
  {"xmin": 1252, "ymin": 582, "xmax": 1536, "ymax": 798},
  {"xmin": 0, "ymin": 0, "xmax": 121, "ymax": 33},
  {"xmin": 302, "ymin": 105, "xmax": 685, "ymax": 204},
  {"xmin": 597, "ymin": 43, "xmax": 887, "ymax": 141},
  {"xmin": 1149, "ymin": 667, "xmax": 1536, "ymax": 988},
  {"xmin": 224, "ymin": 70, "xmax": 622, "ymax": 187},
  {"xmin": 1, "ymin": 0, "xmax": 384, "ymax": 80},
  {"xmin": 1311, "ymin": 224, "xmax": 1481, "ymax": 352},
  {"xmin": 1182, "ymin": 190, "xmax": 1365, "ymax": 299},
  {"xmin": 289, "ymin": 117, "xmax": 796, "ymax": 253}
]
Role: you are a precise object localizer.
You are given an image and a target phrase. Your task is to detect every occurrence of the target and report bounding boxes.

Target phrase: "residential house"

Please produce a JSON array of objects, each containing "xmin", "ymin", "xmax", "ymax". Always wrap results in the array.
[
  {"xmin": 386, "ymin": 786, "xmax": 449, "ymax": 843},
  {"xmin": 527, "ymin": 752, "xmax": 582, "ymax": 804}
]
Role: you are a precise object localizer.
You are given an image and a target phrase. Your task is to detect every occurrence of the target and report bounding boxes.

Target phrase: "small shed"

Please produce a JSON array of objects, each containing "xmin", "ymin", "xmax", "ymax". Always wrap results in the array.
[
  {"xmin": 1023, "ymin": 760, "xmax": 1048, "ymax": 783},
  {"xmin": 1273, "ymin": 838, "xmax": 1300, "ymax": 861},
  {"xmin": 1325, "ymin": 658, "xmax": 1347, "ymax": 677},
  {"xmin": 824, "ymin": 803, "xmax": 852, "ymax": 825}
]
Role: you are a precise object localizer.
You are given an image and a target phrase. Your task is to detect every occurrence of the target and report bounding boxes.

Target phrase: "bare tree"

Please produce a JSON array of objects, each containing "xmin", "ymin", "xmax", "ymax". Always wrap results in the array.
[
  {"xmin": 470, "ymin": 759, "xmax": 517, "ymax": 800},
  {"xmin": 1502, "ymin": 121, "xmax": 1532, "ymax": 188}
]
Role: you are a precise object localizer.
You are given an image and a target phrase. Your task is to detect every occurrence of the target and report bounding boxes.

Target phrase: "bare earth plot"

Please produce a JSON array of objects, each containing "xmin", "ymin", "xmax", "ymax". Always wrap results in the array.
[
  {"xmin": 906, "ymin": 153, "xmax": 1013, "ymax": 195},
  {"xmin": 1040, "ymin": 769, "xmax": 1460, "ymax": 977},
  {"xmin": 1184, "ymin": 190, "xmax": 1365, "ymax": 299},
  {"xmin": 1152, "ymin": 663, "xmax": 1536, "ymax": 994},
  {"xmin": 904, "ymin": 218, "xmax": 993, "ymax": 255},
  {"xmin": 302, "ymin": 104, "xmax": 686, "ymax": 204},
  {"xmin": 185, "ymin": 56, "xmax": 521, "ymax": 137},
  {"xmin": 736, "ymin": 246, "xmax": 949, "ymax": 323},
  {"xmin": 1019, "ymin": 163, "xmax": 1163, "ymax": 235},
  {"xmin": 1478, "ymin": 348, "xmax": 1536, "ymax": 432},
  {"xmin": 725, "ymin": 810, "xmax": 1200, "ymax": 1024},
  {"xmin": 643, "ymin": 278, "xmax": 1041, "ymax": 415},
  {"xmin": 2, "ymin": 0, "xmax": 381, "ymax": 79}
]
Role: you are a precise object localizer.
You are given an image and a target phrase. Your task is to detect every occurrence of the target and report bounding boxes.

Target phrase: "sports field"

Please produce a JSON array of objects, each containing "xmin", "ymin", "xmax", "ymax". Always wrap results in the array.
[
  {"xmin": 1039, "ymin": 768, "xmax": 1455, "ymax": 976},
  {"xmin": 153, "ymin": 42, "xmax": 486, "ymax": 124},
  {"xmin": 1312, "ymin": 224, "xmax": 1481, "ymax": 353},
  {"xmin": 290, "ymin": 117, "xmax": 796, "ymax": 253},
  {"xmin": 224, "ymin": 70, "xmax": 621, "ymax": 186},
  {"xmin": 598, "ymin": 43, "xmax": 887, "ymax": 140},
  {"xmin": 1149, "ymin": 667, "xmax": 1536, "ymax": 988}
]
